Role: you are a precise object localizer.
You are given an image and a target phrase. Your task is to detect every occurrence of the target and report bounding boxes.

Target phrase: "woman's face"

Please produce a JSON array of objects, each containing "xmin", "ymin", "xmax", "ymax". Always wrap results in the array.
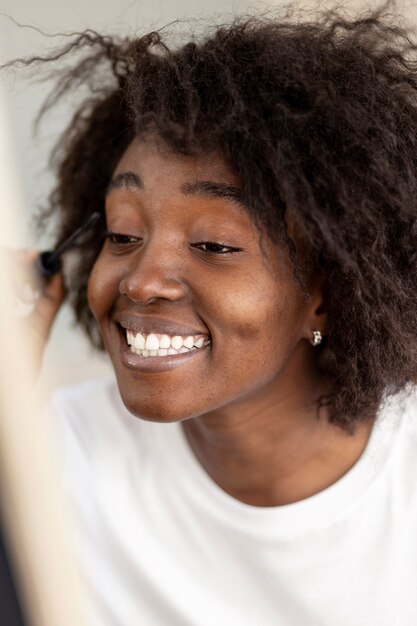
[{"xmin": 88, "ymin": 136, "xmax": 320, "ymax": 421}]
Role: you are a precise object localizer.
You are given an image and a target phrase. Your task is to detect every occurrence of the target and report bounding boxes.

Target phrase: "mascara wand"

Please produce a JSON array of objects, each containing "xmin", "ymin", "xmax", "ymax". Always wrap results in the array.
[{"xmin": 36, "ymin": 212, "xmax": 101, "ymax": 279}]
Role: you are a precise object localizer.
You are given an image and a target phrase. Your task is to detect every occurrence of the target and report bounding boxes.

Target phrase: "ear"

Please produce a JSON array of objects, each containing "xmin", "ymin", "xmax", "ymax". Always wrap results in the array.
[
  {"xmin": 303, "ymin": 272, "xmax": 327, "ymax": 343},
  {"xmin": 284, "ymin": 214, "xmax": 328, "ymax": 342}
]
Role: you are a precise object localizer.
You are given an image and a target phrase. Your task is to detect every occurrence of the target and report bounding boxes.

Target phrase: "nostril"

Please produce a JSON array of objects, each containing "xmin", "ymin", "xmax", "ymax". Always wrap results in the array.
[{"xmin": 119, "ymin": 274, "xmax": 187, "ymax": 304}]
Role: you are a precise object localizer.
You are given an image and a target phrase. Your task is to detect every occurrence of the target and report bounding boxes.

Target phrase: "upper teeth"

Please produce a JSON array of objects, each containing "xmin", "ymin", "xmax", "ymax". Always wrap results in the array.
[{"xmin": 125, "ymin": 330, "xmax": 208, "ymax": 354}]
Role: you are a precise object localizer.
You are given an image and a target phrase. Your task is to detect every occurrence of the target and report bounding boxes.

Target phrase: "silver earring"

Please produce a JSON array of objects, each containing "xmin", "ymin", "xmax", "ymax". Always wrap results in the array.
[{"xmin": 310, "ymin": 330, "xmax": 323, "ymax": 346}]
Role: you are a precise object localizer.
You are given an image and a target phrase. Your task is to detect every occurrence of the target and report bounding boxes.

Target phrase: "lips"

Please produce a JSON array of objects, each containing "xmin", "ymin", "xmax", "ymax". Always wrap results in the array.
[{"xmin": 110, "ymin": 312, "xmax": 211, "ymax": 372}]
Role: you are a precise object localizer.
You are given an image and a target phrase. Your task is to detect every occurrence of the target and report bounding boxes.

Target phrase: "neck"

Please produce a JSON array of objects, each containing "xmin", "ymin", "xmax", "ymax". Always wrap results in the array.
[{"xmin": 181, "ymin": 347, "xmax": 376, "ymax": 507}]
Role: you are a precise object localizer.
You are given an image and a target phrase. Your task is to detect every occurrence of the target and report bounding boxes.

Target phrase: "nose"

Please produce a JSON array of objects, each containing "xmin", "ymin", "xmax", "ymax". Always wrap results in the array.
[{"xmin": 118, "ymin": 240, "xmax": 188, "ymax": 305}]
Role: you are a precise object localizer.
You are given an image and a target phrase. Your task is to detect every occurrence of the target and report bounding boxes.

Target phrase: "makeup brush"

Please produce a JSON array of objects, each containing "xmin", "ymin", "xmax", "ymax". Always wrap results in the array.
[{"xmin": 36, "ymin": 212, "xmax": 101, "ymax": 279}]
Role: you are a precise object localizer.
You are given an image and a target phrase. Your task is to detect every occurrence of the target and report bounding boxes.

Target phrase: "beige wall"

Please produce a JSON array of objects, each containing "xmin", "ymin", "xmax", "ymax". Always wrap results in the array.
[{"xmin": 0, "ymin": 0, "xmax": 415, "ymax": 390}]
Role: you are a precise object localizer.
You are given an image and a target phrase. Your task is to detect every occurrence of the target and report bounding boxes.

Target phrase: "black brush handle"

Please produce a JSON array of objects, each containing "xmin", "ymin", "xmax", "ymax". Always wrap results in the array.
[
  {"xmin": 35, "ymin": 212, "xmax": 101, "ymax": 279},
  {"xmin": 36, "ymin": 251, "xmax": 63, "ymax": 278}
]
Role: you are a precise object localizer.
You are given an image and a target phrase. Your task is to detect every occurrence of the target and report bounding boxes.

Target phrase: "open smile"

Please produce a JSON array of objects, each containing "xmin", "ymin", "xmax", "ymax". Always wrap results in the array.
[
  {"xmin": 115, "ymin": 323, "xmax": 212, "ymax": 372},
  {"xmin": 126, "ymin": 328, "xmax": 210, "ymax": 357}
]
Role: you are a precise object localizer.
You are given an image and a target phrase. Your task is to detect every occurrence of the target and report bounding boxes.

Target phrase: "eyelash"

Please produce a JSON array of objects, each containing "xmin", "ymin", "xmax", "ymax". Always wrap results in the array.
[
  {"xmin": 103, "ymin": 231, "xmax": 242, "ymax": 255},
  {"xmin": 192, "ymin": 241, "xmax": 242, "ymax": 254},
  {"xmin": 104, "ymin": 231, "xmax": 140, "ymax": 246}
]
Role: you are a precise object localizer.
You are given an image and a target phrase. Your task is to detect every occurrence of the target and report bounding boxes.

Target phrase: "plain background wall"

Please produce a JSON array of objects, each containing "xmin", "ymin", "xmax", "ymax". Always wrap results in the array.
[{"xmin": 0, "ymin": 0, "xmax": 415, "ymax": 390}]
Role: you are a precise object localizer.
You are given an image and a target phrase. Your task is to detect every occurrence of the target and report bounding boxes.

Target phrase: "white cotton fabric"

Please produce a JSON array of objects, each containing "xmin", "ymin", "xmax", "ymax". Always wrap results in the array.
[{"xmin": 47, "ymin": 376, "xmax": 417, "ymax": 626}]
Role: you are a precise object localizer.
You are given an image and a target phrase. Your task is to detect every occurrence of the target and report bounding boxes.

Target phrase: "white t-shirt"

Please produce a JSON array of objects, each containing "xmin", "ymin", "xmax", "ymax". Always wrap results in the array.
[{"xmin": 48, "ymin": 376, "xmax": 417, "ymax": 626}]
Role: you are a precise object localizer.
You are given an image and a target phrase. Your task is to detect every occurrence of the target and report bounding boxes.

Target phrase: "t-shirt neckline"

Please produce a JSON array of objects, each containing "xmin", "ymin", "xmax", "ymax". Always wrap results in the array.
[{"xmin": 160, "ymin": 392, "xmax": 407, "ymax": 538}]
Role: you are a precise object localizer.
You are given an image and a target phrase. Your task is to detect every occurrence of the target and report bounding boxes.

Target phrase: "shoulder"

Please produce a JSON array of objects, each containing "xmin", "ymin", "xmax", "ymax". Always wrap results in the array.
[
  {"xmin": 49, "ymin": 375, "xmax": 118, "ymax": 416},
  {"xmin": 46, "ymin": 375, "xmax": 146, "ymax": 462},
  {"xmin": 378, "ymin": 384, "xmax": 417, "ymax": 508},
  {"xmin": 382, "ymin": 383, "xmax": 417, "ymax": 441},
  {"xmin": 394, "ymin": 384, "xmax": 417, "ymax": 459}
]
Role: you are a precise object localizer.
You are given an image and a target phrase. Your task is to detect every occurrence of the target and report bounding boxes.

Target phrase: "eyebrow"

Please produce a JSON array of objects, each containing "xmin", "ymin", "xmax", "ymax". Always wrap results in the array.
[
  {"xmin": 181, "ymin": 180, "xmax": 244, "ymax": 205},
  {"xmin": 106, "ymin": 171, "xmax": 245, "ymax": 207},
  {"xmin": 106, "ymin": 172, "xmax": 142, "ymax": 195}
]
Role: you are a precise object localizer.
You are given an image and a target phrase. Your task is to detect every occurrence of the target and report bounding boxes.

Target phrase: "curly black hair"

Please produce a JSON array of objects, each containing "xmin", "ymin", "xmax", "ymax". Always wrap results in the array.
[{"xmin": 7, "ymin": 0, "xmax": 417, "ymax": 431}]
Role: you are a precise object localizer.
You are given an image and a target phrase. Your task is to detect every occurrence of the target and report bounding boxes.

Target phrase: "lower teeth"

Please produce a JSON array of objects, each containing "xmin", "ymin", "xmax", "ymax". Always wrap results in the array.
[
  {"xmin": 129, "ymin": 344, "xmax": 205, "ymax": 357},
  {"xmin": 130, "ymin": 346, "xmax": 188, "ymax": 357}
]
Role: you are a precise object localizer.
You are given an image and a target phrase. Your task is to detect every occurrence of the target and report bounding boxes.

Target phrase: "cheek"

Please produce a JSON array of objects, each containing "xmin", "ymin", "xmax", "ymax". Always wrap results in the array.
[
  {"xmin": 204, "ymin": 268, "xmax": 306, "ymax": 388},
  {"xmin": 87, "ymin": 254, "xmax": 119, "ymax": 322},
  {"xmin": 211, "ymin": 269, "xmax": 304, "ymax": 346}
]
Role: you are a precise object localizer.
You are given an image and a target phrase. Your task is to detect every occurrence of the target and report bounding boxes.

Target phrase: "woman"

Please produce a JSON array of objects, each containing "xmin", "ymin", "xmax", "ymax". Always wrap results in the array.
[{"xmin": 15, "ymin": 2, "xmax": 417, "ymax": 624}]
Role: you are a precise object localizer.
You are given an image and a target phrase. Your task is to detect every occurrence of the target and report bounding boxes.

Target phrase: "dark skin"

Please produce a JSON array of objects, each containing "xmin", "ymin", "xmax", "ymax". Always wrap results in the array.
[{"xmin": 87, "ymin": 136, "xmax": 375, "ymax": 507}]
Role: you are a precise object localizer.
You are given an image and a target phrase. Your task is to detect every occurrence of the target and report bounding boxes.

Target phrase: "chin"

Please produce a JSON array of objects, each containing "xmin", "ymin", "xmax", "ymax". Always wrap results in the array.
[{"xmin": 117, "ymin": 386, "xmax": 193, "ymax": 423}]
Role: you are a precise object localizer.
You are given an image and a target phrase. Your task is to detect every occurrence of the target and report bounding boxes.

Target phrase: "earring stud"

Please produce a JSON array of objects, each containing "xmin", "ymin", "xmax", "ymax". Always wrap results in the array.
[{"xmin": 311, "ymin": 330, "xmax": 323, "ymax": 346}]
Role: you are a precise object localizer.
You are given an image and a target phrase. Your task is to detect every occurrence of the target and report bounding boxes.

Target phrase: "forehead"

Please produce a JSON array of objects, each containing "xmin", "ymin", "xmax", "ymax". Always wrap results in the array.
[
  {"xmin": 108, "ymin": 135, "xmax": 251, "ymax": 226},
  {"xmin": 113, "ymin": 136, "xmax": 241, "ymax": 187}
]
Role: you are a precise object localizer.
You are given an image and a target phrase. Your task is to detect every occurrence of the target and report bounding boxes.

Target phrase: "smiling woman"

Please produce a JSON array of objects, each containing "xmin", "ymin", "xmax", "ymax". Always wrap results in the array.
[{"xmin": 7, "ymin": 1, "xmax": 417, "ymax": 625}]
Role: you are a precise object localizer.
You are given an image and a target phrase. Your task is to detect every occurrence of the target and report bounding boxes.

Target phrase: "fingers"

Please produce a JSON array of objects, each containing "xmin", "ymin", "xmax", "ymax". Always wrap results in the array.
[
  {"xmin": 28, "ymin": 270, "xmax": 66, "ymax": 345},
  {"xmin": 14, "ymin": 250, "xmax": 42, "ymax": 303},
  {"xmin": 2, "ymin": 247, "xmax": 40, "ymax": 306},
  {"xmin": 2, "ymin": 247, "xmax": 67, "ymax": 377}
]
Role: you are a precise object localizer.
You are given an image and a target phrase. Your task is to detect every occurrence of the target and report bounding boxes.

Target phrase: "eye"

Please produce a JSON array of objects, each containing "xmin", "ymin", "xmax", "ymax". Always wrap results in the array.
[
  {"xmin": 104, "ymin": 231, "xmax": 142, "ymax": 246},
  {"xmin": 191, "ymin": 241, "xmax": 243, "ymax": 254}
]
